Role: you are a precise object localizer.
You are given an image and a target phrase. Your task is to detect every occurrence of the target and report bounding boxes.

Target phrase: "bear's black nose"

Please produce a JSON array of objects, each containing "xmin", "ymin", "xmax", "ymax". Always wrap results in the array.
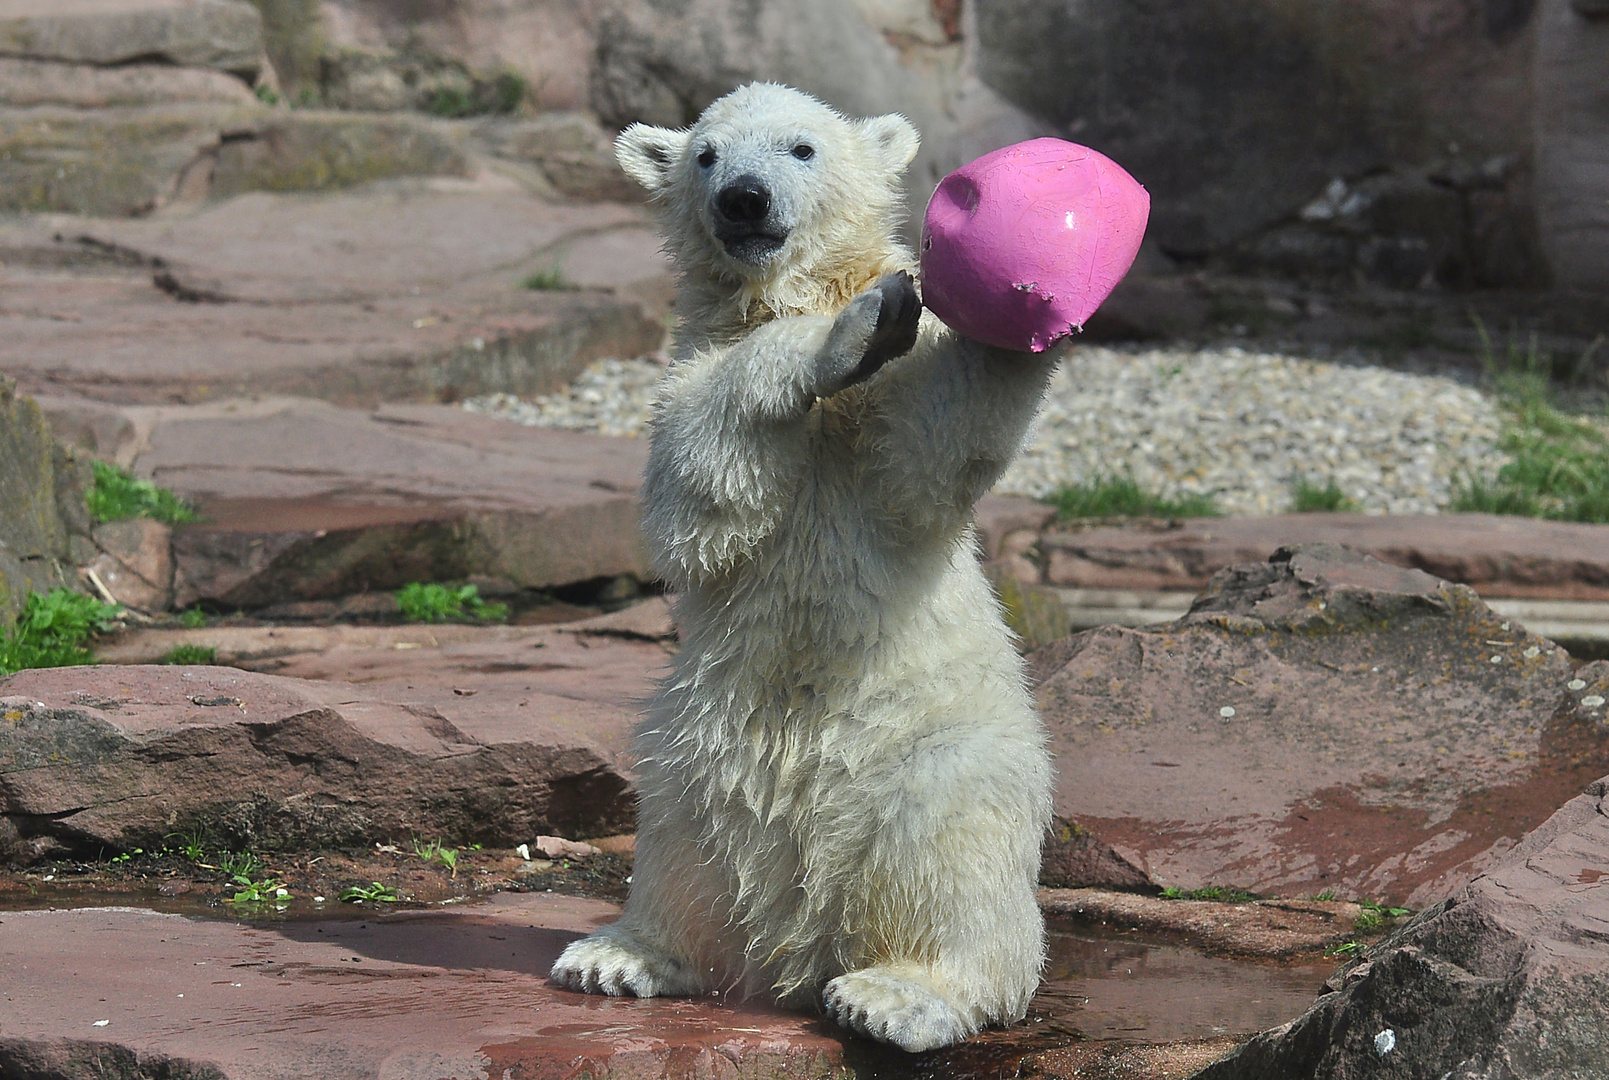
[{"xmin": 715, "ymin": 177, "xmax": 771, "ymax": 224}]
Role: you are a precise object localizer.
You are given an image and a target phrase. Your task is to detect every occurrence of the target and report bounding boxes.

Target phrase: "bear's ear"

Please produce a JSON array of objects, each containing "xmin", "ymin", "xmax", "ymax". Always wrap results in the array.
[
  {"xmin": 856, "ymin": 113, "xmax": 920, "ymax": 175},
  {"xmin": 615, "ymin": 124, "xmax": 690, "ymax": 193}
]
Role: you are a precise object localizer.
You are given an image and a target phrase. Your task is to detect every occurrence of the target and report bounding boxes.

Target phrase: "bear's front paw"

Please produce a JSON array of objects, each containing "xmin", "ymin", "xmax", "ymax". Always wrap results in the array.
[
  {"xmin": 818, "ymin": 271, "xmax": 922, "ymax": 396},
  {"xmin": 550, "ymin": 931, "xmax": 701, "ymax": 997},
  {"xmin": 822, "ymin": 967, "xmax": 972, "ymax": 1053}
]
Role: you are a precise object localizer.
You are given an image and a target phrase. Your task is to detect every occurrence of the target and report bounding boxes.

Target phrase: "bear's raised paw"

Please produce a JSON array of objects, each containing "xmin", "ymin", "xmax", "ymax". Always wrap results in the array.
[
  {"xmin": 819, "ymin": 271, "xmax": 921, "ymax": 395},
  {"xmin": 549, "ymin": 930, "xmax": 701, "ymax": 997},
  {"xmin": 822, "ymin": 966, "xmax": 973, "ymax": 1053}
]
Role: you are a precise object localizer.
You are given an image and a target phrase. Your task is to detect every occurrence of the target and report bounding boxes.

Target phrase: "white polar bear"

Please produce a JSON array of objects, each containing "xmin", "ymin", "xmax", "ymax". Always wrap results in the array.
[{"xmin": 550, "ymin": 82, "xmax": 1058, "ymax": 1053}]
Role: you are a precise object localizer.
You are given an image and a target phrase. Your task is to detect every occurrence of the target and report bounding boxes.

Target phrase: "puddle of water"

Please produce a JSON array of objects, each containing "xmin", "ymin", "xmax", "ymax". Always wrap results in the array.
[{"xmin": 1032, "ymin": 920, "xmax": 1333, "ymax": 1041}]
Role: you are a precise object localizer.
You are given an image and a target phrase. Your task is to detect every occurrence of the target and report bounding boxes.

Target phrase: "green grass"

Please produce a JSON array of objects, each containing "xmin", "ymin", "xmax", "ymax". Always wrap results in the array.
[
  {"xmin": 520, "ymin": 266, "xmax": 572, "ymax": 291},
  {"xmin": 0, "ymin": 589, "xmax": 122, "ymax": 675},
  {"xmin": 395, "ymin": 582, "xmax": 508, "ymax": 624},
  {"xmin": 341, "ymin": 881, "xmax": 402, "ymax": 904},
  {"xmin": 1290, "ymin": 476, "xmax": 1358, "ymax": 513},
  {"xmin": 1354, "ymin": 898, "xmax": 1411, "ymax": 932},
  {"xmin": 1452, "ymin": 323, "xmax": 1609, "ymax": 523},
  {"xmin": 1160, "ymin": 885, "xmax": 1257, "ymax": 903},
  {"xmin": 413, "ymin": 837, "xmax": 460, "ymax": 877},
  {"xmin": 179, "ymin": 607, "xmax": 208, "ymax": 629},
  {"xmin": 161, "ymin": 644, "xmax": 218, "ymax": 665},
  {"xmin": 87, "ymin": 461, "xmax": 198, "ymax": 526},
  {"xmin": 1048, "ymin": 475, "xmax": 1221, "ymax": 521},
  {"xmin": 227, "ymin": 874, "xmax": 289, "ymax": 907}
]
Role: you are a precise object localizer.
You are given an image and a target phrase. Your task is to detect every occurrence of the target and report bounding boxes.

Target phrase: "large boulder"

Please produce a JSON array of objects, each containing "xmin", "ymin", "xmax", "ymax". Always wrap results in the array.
[
  {"xmin": 1030, "ymin": 543, "xmax": 1607, "ymax": 907},
  {"xmin": 0, "ymin": 661, "xmax": 645, "ymax": 859},
  {"xmin": 0, "ymin": 0, "xmax": 265, "ymax": 77},
  {"xmin": 971, "ymin": 0, "xmax": 1542, "ymax": 281},
  {"xmin": 0, "ymin": 57, "xmax": 258, "ymax": 108},
  {"xmin": 1196, "ymin": 767, "xmax": 1609, "ymax": 1079}
]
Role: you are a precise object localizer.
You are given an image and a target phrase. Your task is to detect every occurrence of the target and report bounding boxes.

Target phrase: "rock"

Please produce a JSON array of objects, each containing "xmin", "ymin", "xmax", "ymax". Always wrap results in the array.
[
  {"xmin": 1037, "ymin": 513, "xmax": 1609, "ymax": 602},
  {"xmin": 0, "ymin": 57, "xmax": 258, "ymax": 108},
  {"xmin": 0, "ymin": 187, "xmax": 666, "ymax": 406},
  {"xmin": 166, "ymin": 399, "xmax": 650, "ymax": 606},
  {"xmin": 0, "ymin": 0, "xmax": 265, "ymax": 77},
  {"xmin": 35, "ymin": 395, "xmax": 657, "ymax": 608},
  {"xmin": 0, "ymin": 892, "xmax": 858, "ymax": 1079},
  {"xmin": 987, "ymin": 566, "xmax": 1073, "ymax": 653},
  {"xmin": 0, "ymin": 103, "xmax": 254, "ymax": 217},
  {"xmin": 0, "ymin": 662, "xmax": 642, "ymax": 854},
  {"xmin": 84, "ymin": 518, "xmax": 174, "ymax": 613},
  {"xmin": 971, "ymin": 1, "xmax": 1535, "ymax": 261},
  {"xmin": 1196, "ymin": 768, "xmax": 1609, "ymax": 1079},
  {"xmin": 1535, "ymin": 0, "xmax": 1609, "ymax": 293},
  {"xmin": 1028, "ymin": 543, "xmax": 1606, "ymax": 906},
  {"xmin": 474, "ymin": 112, "xmax": 639, "ymax": 201},
  {"xmin": 0, "ymin": 377, "xmax": 77, "ymax": 627},
  {"xmin": 1040, "ymin": 889, "xmax": 1365, "ymax": 959},
  {"xmin": 975, "ymin": 491, "xmax": 1057, "ymax": 560},
  {"xmin": 209, "ymin": 112, "xmax": 469, "ymax": 197}
]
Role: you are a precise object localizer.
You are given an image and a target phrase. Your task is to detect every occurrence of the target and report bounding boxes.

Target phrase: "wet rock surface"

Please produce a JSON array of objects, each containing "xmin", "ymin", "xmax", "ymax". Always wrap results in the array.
[
  {"xmin": 0, "ymin": 659, "xmax": 650, "ymax": 858},
  {"xmin": 43, "ymin": 394, "xmax": 655, "ymax": 607},
  {"xmin": 1030, "ymin": 544, "xmax": 1608, "ymax": 906},
  {"xmin": 1197, "ymin": 771, "xmax": 1609, "ymax": 1080}
]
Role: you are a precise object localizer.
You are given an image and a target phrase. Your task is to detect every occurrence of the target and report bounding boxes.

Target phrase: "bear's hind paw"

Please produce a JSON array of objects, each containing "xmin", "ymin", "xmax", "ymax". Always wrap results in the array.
[
  {"xmin": 550, "ymin": 932, "xmax": 700, "ymax": 997},
  {"xmin": 822, "ymin": 967, "xmax": 973, "ymax": 1053}
]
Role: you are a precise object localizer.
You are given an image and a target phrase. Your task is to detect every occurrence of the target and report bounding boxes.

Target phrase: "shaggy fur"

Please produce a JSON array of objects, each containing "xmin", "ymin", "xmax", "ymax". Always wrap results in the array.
[{"xmin": 550, "ymin": 83, "xmax": 1058, "ymax": 1053}]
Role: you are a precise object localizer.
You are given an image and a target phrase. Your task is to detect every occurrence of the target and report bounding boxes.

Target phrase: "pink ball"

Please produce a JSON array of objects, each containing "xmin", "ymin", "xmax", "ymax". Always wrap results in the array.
[{"xmin": 919, "ymin": 138, "xmax": 1150, "ymax": 353}]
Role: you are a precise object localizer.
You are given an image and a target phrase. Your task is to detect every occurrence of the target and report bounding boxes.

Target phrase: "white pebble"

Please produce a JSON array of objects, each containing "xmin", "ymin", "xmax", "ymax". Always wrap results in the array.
[
  {"xmin": 1584, "ymin": 696, "xmax": 1606, "ymax": 709},
  {"xmin": 1491, "ymin": 655, "xmax": 1503, "ymax": 664},
  {"xmin": 92, "ymin": 1020, "xmax": 109, "ymax": 1027},
  {"xmin": 1375, "ymin": 1029, "xmax": 1396, "ymax": 1055},
  {"xmin": 1220, "ymin": 706, "xmax": 1237, "ymax": 719},
  {"xmin": 1568, "ymin": 679, "xmax": 1588, "ymax": 691},
  {"xmin": 1522, "ymin": 646, "xmax": 1540, "ymax": 659}
]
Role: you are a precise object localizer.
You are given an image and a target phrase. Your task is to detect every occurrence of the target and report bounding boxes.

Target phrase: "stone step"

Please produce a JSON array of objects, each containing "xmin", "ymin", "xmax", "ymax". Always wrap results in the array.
[
  {"xmin": 0, "ymin": 0, "xmax": 264, "ymax": 77},
  {"xmin": 1055, "ymin": 587, "xmax": 1609, "ymax": 656},
  {"xmin": 44, "ymin": 395, "xmax": 655, "ymax": 608},
  {"xmin": 979, "ymin": 496, "xmax": 1609, "ymax": 602},
  {"xmin": 3, "ymin": 181, "xmax": 667, "ymax": 407}
]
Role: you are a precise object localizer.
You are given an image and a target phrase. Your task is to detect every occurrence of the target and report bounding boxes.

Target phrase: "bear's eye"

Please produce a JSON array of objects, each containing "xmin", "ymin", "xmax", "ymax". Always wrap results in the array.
[
  {"xmin": 697, "ymin": 147, "xmax": 717, "ymax": 168},
  {"xmin": 791, "ymin": 143, "xmax": 815, "ymax": 161}
]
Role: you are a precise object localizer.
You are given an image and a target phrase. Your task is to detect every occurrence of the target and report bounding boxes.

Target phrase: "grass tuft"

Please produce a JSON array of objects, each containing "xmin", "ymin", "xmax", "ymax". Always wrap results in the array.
[
  {"xmin": 161, "ymin": 644, "xmax": 218, "ymax": 665},
  {"xmin": 1450, "ymin": 319, "xmax": 1609, "ymax": 523},
  {"xmin": 0, "ymin": 589, "xmax": 121, "ymax": 675},
  {"xmin": 520, "ymin": 266, "xmax": 571, "ymax": 291},
  {"xmin": 1048, "ymin": 475, "xmax": 1221, "ymax": 521},
  {"xmin": 395, "ymin": 582, "xmax": 508, "ymax": 624},
  {"xmin": 1160, "ymin": 884, "xmax": 1257, "ymax": 903},
  {"xmin": 1290, "ymin": 476, "xmax": 1358, "ymax": 513},
  {"xmin": 87, "ymin": 461, "xmax": 198, "ymax": 526}
]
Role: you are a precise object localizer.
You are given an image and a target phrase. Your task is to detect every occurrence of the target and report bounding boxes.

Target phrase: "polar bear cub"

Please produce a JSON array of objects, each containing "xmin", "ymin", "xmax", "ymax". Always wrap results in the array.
[{"xmin": 549, "ymin": 82, "xmax": 1058, "ymax": 1053}]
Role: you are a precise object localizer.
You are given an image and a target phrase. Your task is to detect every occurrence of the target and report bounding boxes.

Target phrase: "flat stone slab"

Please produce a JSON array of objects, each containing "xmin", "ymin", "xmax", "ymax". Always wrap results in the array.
[
  {"xmin": 0, "ymin": 180, "xmax": 666, "ymax": 405},
  {"xmin": 0, "ymin": 660, "xmax": 653, "ymax": 859},
  {"xmin": 1034, "ymin": 512, "xmax": 1609, "ymax": 601},
  {"xmin": 1031, "ymin": 543, "xmax": 1609, "ymax": 908},
  {"xmin": 43, "ymin": 394, "xmax": 654, "ymax": 604},
  {"xmin": 1198, "ymin": 772, "xmax": 1609, "ymax": 1079},
  {"xmin": 0, "ymin": 892, "xmax": 858, "ymax": 1080},
  {"xmin": 0, "ymin": 0, "xmax": 263, "ymax": 75}
]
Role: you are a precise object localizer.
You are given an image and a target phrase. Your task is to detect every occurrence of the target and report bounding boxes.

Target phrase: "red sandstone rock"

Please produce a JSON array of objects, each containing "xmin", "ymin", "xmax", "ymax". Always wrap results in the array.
[
  {"xmin": 0, "ymin": 663, "xmax": 645, "ymax": 858},
  {"xmin": 1030, "ymin": 544, "xmax": 1608, "ymax": 907},
  {"xmin": 1195, "ymin": 771, "xmax": 1609, "ymax": 1079},
  {"xmin": 43, "ymin": 395, "xmax": 654, "ymax": 607},
  {"xmin": 1037, "ymin": 513, "xmax": 1609, "ymax": 601},
  {"xmin": 0, "ymin": 892, "xmax": 855, "ymax": 1080}
]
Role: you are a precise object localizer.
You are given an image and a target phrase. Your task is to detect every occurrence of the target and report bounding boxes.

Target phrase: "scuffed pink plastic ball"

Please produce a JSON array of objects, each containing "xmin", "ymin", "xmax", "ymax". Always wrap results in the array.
[{"xmin": 919, "ymin": 138, "xmax": 1150, "ymax": 353}]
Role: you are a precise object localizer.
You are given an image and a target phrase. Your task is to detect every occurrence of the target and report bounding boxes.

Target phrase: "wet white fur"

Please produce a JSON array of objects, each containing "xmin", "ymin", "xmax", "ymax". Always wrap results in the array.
[{"xmin": 550, "ymin": 83, "xmax": 1057, "ymax": 1053}]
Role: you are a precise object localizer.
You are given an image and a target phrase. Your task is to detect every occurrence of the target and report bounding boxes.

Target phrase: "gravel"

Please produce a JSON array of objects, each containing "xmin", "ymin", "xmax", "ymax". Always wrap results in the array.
[{"xmin": 464, "ymin": 345, "xmax": 1505, "ymax": 516}]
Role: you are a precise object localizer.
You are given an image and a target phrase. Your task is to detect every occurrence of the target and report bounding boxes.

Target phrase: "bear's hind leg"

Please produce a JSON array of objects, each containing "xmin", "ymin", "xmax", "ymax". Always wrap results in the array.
[
  {"xmin": 822, "ymin": 964, "xmax": 976, "ymax": 1053},
  {"xmin": 550, "ymin": 923, "xmax": 702, "ymax": 997}
]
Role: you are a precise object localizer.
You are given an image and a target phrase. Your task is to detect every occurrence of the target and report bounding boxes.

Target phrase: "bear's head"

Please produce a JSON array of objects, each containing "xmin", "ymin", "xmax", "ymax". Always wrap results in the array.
[{"xmin": 615, "ymin": 83, "xmax": 919, "ymax": 318}]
